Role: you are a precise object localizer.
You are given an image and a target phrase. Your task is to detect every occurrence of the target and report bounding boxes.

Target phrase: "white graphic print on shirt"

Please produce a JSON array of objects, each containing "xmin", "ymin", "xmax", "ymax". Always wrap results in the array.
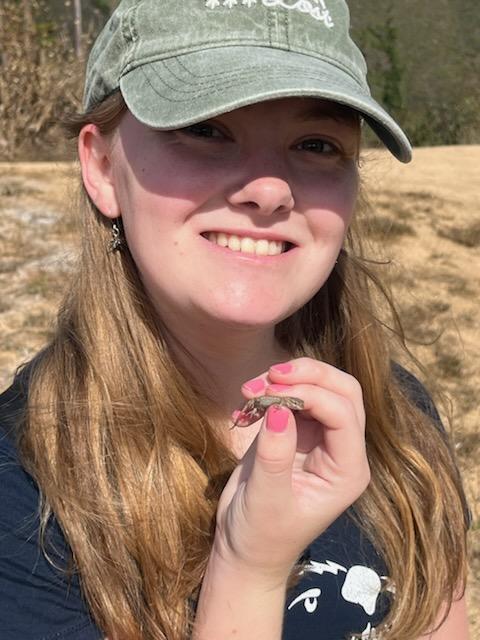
[
  {"xmin": 205, "ymin": 0, "xmax": 335, "ymax": 28},
  {"xmin": 287, "ymin": 560, "xmax": 393, "ymax": 638}
]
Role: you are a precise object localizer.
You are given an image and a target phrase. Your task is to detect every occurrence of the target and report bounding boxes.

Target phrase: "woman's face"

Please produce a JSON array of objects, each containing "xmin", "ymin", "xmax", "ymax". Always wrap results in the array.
[{"xmin": 107, "ymin": 97, "xmax": 359, "ymax": 330}]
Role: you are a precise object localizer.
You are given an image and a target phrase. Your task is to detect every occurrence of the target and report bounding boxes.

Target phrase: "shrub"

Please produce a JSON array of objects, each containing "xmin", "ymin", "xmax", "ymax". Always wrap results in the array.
[{"xmin": 0, "ymin": 0, "xmax": 83, "ymax": 160}]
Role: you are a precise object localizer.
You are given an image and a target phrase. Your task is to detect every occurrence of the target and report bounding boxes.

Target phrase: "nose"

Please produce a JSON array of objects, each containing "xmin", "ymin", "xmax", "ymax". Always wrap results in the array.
[{"xmin": 227, "ymin": 175, "xmax": 295, "ymax": 216}]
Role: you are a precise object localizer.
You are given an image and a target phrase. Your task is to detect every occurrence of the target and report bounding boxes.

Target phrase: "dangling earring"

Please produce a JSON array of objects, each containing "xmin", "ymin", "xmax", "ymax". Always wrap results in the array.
[{"xmin": 108, "ymin": 218, "xmax": 125, "ymax": 253}]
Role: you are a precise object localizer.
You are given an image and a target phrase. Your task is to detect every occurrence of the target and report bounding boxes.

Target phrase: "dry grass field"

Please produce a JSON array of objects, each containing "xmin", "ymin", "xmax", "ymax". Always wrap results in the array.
[{"xmin": 0, "ymin": 146, "xmax": 479, "ymax": 636}]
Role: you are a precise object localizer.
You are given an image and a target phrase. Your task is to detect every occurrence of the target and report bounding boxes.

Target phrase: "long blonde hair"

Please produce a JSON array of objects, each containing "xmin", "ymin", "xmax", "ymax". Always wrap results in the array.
[{"xmin": 17, "ymin": 91, "xmax": 468, "ymax": 639}]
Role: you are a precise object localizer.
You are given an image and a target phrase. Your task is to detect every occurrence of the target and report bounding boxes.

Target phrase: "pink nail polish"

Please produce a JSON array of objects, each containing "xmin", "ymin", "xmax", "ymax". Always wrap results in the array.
[
  {"xmin": 266, "ymin": 405, "xmax": 289, "ymax": 432},
  {"xmin": 270, "ymin": 362, "xmax": 293, "ymax": 375},
  {"xmin": 243, "ymin": 378, "xmax": 266, "ymax": 393},
  {"xmin": 268, "ymin": 384, "xmax": 291, "ymax": 392}
]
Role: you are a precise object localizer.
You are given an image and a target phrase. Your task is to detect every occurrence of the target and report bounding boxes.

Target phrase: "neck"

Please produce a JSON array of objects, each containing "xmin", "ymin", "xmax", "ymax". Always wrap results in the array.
[{"xmin": 162, "ymin": 315, "xmax": 292, "ymax": 417}]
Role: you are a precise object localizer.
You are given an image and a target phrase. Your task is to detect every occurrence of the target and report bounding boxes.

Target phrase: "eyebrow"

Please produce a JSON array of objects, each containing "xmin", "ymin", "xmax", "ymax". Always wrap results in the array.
[{"xmin": 294, "ymin": 104, "xmax": 359, "ymax": 125}]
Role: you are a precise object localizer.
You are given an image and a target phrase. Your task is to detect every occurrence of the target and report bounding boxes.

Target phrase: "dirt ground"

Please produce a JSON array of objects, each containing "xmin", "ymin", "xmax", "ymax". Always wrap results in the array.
[{"xmin": 0, "ymin": 146, "xmax": 479, "ymax": 636}]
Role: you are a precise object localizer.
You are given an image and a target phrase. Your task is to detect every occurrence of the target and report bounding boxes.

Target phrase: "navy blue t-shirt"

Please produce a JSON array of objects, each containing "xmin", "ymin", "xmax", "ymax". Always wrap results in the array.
[
  {"xmin": 0, "ymin": 365, "xmax": 456, "ymax": 639},
  {"xmin": 0, "ymin": 379, "xmax": 100, "ymax": 639}
]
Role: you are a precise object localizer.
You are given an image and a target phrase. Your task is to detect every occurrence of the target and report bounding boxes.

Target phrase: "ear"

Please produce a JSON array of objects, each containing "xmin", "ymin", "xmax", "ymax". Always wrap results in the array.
[{"xmin": 78, "ymin": 124, "xmax": 120, "ymax": 219}]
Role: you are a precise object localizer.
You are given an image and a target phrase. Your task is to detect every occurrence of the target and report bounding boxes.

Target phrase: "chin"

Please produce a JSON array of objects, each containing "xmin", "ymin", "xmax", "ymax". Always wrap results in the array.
[{"xmin": 198, "ymin": 298, "xmax": 295, "ymax": 330}]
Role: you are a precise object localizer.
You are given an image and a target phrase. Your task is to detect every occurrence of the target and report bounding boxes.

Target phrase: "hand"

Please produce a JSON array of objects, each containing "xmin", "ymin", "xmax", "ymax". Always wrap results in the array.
[{"xmin": 212, "ymin": 357, "xmax": 370, "ymax": 584}]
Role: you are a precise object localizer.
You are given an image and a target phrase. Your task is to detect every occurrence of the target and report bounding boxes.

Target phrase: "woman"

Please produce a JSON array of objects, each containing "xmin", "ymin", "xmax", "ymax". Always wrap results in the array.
[{"xmin": 0, "ymin": 0, "xmax": 470, "ymax": 638}]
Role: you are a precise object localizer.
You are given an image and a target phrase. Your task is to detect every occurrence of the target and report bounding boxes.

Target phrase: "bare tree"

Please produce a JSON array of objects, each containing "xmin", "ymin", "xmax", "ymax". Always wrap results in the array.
[
  {"xmin": 73, "ymin": 0, "xmax": 83, "ymax": 58},
  {"xmin": 0, "ymin": 0, "xmax": 82, "ymax": 160}
]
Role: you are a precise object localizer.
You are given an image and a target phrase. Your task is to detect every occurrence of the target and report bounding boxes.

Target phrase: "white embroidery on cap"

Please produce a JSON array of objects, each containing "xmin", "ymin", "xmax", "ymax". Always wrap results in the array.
[{"xmin": 205, "ymin": 0, "xmax": 334, "ymax": 27}]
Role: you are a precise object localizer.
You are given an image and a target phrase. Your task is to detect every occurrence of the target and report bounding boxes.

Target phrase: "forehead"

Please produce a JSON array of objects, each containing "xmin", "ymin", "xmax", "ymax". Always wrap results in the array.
[{"xmin": 214, "ymin": 97, "xmax": 359, "ymax": 125}]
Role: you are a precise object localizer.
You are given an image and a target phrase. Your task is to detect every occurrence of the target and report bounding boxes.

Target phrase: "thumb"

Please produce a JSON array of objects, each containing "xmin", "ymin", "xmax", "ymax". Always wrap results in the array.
[{"xmin": 248, "ymin": 405, "xmax": 297, "ymax": 495}]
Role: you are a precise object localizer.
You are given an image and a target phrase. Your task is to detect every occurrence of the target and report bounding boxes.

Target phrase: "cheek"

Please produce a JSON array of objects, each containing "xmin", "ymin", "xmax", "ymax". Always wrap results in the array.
[
  {"xmin": 136, "ymin": 166, "xmax": 209, "ymax": 203},
  {"xmin": 302, "ymin": 167, "xmax": 359, "ymax": 230},
  {"xmin": 111, "ymin": 163, "xmax": 212, "ymax": 251},
  {"xmin": 120, "ymin": 142, "xmax": 225, "ymax": 208}
]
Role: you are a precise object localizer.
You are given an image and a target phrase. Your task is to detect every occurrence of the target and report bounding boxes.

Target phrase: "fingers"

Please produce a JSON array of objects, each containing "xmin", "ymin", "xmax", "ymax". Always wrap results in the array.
[
  {"xmin": 269, "ymin": 358, "xmax": 363, "ymax": 407},
  {"xmin": 245, "ymin": 405, "xmax": 297, "ymax": 508},
  {"xmin": 268, "ymin": 382, "xmax": 367, "ymax": 478},
  {"xmin": 255, "ymin": 406, "xmax": 296, "ymax": 472},
  {"xmin": 218, "ymin": 358, "xmax": 370, "ymax": 576},
  {"xmin": 240, "ymin": 357, "xmax": 365, "ymax": 428},
  {"xmin": 241, "ymin": 358, "xmax": 362, "ymax": 403},
  {"xmin": 237, "ymin": 357, "xmax": 368, "ymax": 488}
]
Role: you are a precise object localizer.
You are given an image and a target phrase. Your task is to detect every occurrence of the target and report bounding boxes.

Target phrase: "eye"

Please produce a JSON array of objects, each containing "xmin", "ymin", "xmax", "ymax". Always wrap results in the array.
[
  {"xmin": 181, "ymin": 122, "xmax": 225, "ymax": 139},
  {"xmin": 287, "ymin": 587, "xmax": 321, "ymax": 614},
  {"xmin": 297, "ymin": 138, "xmax": 340, "ymax": 155}
]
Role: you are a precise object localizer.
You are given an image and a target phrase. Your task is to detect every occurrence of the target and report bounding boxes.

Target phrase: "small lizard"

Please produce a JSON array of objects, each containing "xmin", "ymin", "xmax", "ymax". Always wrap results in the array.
[{"xmin": 231, "ymin": 395, "xmax": 304, "ymax": 428}]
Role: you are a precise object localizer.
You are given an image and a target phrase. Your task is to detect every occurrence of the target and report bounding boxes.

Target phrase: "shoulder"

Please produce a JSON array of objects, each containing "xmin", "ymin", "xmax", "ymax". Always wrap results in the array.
[
  {"xmin": 390, "ymin": 361, "xmax": 444, "ymax": 430},
  {"xmin": 0, "ymin": 374, "xmax": 27, "ymax": 441},
  {"xmin": 0, "ymin": 378, "xmax": 103, "ymax": 640},
  {"xmin": 390, "ymin": 361, "xmax": 472, "ymax": 528},
  {"xmin": 390, "ymin": 362, "xmax": 440, "ymax": 418}
]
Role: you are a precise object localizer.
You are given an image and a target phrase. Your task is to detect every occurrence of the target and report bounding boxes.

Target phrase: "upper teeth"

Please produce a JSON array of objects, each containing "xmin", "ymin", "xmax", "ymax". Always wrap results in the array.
[{"xmin": 206, "ymin": 232, "xmax": 285, "ymax": 256}]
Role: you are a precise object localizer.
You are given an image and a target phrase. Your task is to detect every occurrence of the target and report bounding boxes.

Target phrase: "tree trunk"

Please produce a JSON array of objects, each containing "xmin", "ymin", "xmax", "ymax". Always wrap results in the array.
[
  {"xmin": 23, "ymin": 0, "xmax": 33, "ymax": 50},
  {"xmin": 73, "ymin": 0, "xmax": 83, "ymax": 58}
]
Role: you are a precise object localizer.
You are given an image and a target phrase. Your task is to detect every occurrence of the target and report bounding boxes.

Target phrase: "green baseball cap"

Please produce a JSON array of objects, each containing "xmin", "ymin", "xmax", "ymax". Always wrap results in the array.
[{"xmin": 84, "ymin": 0, "xmax": 412, "ymax": 162}]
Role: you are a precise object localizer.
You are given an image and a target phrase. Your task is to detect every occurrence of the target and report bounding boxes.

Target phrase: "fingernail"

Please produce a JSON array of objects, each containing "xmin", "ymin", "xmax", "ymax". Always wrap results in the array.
[
  {"xmin": 268, "ymin": 384, "xmax": 291, "ymax": 392},
  {"xmin": 270, "ymin": 362, "xmax": 293, "ymax": 375},
  {"xmin": 266, "ymin": 405, "xmax": 289, "ymax": 433},
  {"xmin": 243, "ymin": 377, "xmax": 266, "ymax": 393}
]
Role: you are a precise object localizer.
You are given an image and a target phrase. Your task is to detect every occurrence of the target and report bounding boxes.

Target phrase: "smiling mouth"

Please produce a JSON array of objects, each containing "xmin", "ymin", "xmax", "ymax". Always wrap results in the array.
[{"xmin": 201, "ymin": 232, "xmax": 294, "ymax": 256}]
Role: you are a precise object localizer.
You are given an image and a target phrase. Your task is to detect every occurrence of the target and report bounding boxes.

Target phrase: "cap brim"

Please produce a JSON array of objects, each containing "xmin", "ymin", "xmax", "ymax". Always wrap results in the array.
[{"xmin": 120, "ymin": 46, "xmax": 412, "ymax": 163}]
